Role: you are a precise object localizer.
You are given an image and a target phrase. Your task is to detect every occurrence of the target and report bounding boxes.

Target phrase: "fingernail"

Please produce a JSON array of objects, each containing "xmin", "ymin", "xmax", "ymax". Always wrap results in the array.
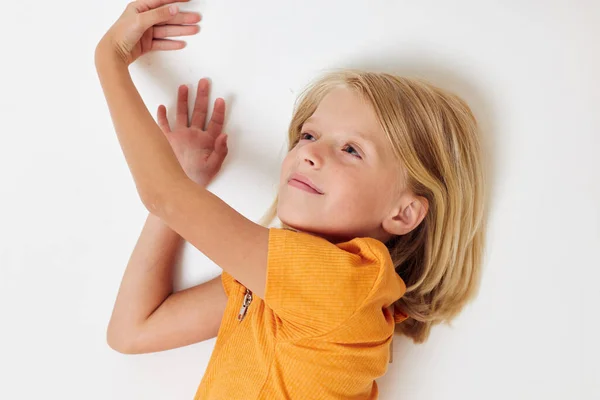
[{"xmin": 169, "ymin": 5, "xmax": 178, "ymax": 15}]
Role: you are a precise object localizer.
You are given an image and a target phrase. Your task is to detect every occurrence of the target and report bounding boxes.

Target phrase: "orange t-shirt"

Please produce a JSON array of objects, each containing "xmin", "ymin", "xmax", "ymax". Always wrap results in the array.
[{"xmin": 193, "ymin": 227, "xmax": 408, "ymax": 400}]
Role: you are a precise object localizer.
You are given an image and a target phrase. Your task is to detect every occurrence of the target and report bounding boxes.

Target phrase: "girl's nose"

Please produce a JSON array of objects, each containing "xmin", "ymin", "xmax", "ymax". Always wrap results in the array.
[{"xmin": 301, "ymin": 141, "xmax": 327, "ymax": 168}]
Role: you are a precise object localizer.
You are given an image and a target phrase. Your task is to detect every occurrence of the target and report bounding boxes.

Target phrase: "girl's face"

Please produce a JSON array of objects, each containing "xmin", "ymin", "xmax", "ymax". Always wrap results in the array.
[{"xmin": 278, "ymin": 86, "xmax": 404, "ymax": 244}]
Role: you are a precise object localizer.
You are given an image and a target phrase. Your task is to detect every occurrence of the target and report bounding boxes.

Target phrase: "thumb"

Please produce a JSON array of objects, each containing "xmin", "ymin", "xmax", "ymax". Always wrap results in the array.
[
  {"xmin": 208, "ymin": 134, "xmax": 228, "ymax": 166},
  {"xmin": 216, "ymin": 134, "xmax": 229, "ymax": 157},
  {"xmin": 141, "ymin": 4, "xmax": 178, "ymax": 28}
]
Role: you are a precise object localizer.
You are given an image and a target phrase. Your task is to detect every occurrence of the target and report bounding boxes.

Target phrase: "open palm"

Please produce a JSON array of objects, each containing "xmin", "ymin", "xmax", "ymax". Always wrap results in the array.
[{"xmin": 157, "ymin": 78, "xmax": 228, "ymax": 186}]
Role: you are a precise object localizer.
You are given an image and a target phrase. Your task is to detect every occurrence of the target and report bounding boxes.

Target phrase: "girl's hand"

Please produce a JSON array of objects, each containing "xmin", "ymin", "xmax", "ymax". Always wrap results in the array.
[
  {"xmin": 157, "ymin": 79, "xmax": 229, "ymax": 186},
  {"xmin": 97, "ymin": 0, "xmax": 200, "ymax": 66}
]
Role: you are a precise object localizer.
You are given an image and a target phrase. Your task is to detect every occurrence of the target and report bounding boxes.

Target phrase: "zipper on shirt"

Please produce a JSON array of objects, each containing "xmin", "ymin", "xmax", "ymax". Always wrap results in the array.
[{"xmin": 237, "ymin": 288, "xmax": 253, "ymax": 322}]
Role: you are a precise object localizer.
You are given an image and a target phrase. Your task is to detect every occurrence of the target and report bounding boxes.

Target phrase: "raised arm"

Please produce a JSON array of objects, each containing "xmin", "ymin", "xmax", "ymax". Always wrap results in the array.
[
  {"xmin": 158, "ymin": 178, "xmax": 269, "ymax": 299},
  {"xmin": 107, "ymin": 80, "xmax": 246, "ymax": 354},
  {"xmin": 95, "ymin": 44, "xmax": 268, "ymax": 299}
]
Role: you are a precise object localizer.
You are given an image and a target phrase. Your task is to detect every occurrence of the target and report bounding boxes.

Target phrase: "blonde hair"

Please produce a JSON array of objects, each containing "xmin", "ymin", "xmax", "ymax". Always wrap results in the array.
[{"xmin": 259, "ymin": 69, "xmax": 487, "ymax": 344}]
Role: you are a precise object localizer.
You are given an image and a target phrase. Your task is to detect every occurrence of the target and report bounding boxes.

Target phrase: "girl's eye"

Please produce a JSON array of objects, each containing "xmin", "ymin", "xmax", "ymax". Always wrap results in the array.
[
  {"xmin": 299, "ymin": 132, "xmax": 314, "ymax": 141},
  {"xmin": 343, "ymin": 144, "xmax": 362, "ymax": 159},
  {"xmin": 298, "ymin": 133, "xmax": 362, "ymax": 159}
]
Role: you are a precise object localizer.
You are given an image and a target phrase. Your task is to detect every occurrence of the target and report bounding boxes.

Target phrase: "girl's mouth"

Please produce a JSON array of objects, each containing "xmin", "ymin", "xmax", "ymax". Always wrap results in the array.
[{"xmin": 288, "ymin": 179, "xmax": 322, "ymax": 194}]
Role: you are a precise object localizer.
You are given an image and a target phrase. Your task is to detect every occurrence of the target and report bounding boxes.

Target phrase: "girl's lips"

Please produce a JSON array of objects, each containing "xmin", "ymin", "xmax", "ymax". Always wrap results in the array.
[
  {"xmin": 288, "ymin": 172, "xmax": 323, "ymax": 194},
  {"xmin": 288, "ymin": 179, "xmax": 321, "ymax": 194}
]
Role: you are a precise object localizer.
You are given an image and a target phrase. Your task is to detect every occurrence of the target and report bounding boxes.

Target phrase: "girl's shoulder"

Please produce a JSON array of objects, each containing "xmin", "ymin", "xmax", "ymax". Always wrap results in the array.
[{"xmin": 263, "ymin": 227, "xmax": 406, "ymax": 338}]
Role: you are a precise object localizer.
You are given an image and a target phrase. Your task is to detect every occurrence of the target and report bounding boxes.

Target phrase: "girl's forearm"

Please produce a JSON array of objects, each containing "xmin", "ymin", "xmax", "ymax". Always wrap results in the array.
[
  {"xmin": 95, "ymin": 50, "xmax": 189, "ymax": 209},
  {"xmin": 107, "ymin": 212, "xmax": 184, "ymax": 348}
]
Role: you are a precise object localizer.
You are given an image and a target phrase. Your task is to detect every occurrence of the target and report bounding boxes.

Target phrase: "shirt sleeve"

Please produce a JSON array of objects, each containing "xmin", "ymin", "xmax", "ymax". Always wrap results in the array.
[{"xmin": 264, "ymin": 227, "xmax": 395, "ymax": 338}]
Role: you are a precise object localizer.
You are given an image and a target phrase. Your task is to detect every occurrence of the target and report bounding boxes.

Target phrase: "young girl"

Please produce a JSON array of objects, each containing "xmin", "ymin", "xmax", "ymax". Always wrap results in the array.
[{"xmin": 95, "ymin": 1, "xmax": 487, "ymax": 399}]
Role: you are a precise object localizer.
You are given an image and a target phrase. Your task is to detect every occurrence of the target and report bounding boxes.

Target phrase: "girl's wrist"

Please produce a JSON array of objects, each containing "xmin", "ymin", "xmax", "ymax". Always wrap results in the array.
[{"xmin": 95, "ymin": 38, "xmax": 127, "ymax": 70}]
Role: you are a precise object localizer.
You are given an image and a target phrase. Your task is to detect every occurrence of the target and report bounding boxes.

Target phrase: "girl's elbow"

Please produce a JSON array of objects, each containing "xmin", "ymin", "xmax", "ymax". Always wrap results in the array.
[
  {"xmin": 106, "ymin": 328, "xmax": 131, "ymax": 354},
  {"xmin": 140, "ymin": 188, "xmax": 167, "ymax": 216},
  {"xmin": 106, "ymin": 321, "xmax": 139, "ymax": 355},
  {"xmin": 140, "ymin": 177, "xmax": 187, "ymax": 216}
]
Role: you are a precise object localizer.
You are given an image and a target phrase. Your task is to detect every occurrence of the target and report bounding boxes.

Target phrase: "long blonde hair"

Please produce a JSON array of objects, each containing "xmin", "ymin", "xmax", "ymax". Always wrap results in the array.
[{"xmin": 259, "ymin": 69, "xmax": 488, "ymax": 344}]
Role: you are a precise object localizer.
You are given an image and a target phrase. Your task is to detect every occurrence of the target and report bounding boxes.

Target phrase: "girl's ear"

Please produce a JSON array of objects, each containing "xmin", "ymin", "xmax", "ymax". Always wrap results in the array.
[{"xmin": 382, "ymin": 195, "xmax": 429, "ymax": 236}]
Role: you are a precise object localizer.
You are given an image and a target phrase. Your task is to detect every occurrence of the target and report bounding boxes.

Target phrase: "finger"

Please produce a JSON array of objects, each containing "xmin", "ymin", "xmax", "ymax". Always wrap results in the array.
[
  {"xmin": 138, "ymin": 3, "xmax": 181, "ymax": 31},
  {"xmin": 137, "ymin": 0, "xmax": 191, "ymax": 10},
  {"xmin": 191, "ymin": 78, "xmax": 209, "ymax": 129},
  {"xmin": 207, "ymin": 133, "xmax": 229, "ymax": 169},
  {"xmin": 157, "ymin": 105, "xmax": 171, "ymax": 133},
  {"xmin": 153, "ymin": 24, "xmax": 199, "ymax": 39},
  {"xmin": 175, "ymin": 85, "xmax": 189, "ymax": 129},
  {"xmin": 155, "ymin": 11, "xmax": 201, "ymax": 26},
  {"xmin": 206, "ymin": 98, "xmax": 226, "ymax": 139},
  {"xmin": 142, "ymin": 27, "xmax": 154, "ymax": 54},
  {"xmin": 150, "ymin": 39, "xmax": 186, "ymax": 51}
]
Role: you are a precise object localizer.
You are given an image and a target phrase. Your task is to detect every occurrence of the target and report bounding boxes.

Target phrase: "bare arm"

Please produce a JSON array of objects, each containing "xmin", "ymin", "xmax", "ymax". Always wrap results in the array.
[
  {"xmin": 95, "ymin": 49, "xmax": 269, "ymax": 300},
  {"xmin": 107, "ymin": 212, "xmax": 229, "ymax": 354},
  {"xmin": 106, "ymin": 213, "xmax": 182, "ymax": 351},
  {"xmin": 105, "ymin": 76, "xmax": 234, "ymax": 354}
]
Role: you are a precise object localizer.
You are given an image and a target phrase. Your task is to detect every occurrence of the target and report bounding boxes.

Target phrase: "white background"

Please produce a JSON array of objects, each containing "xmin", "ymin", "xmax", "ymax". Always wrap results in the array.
[{"xmin": 1, "ymin": 0, "xmax": 598, "ymax": 399}]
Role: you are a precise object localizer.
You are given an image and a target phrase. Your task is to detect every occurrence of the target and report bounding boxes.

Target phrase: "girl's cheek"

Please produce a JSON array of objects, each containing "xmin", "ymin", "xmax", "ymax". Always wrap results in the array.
[{"xmin": 281, "ymin": 151, "xmax": 295, "ymax": 170}]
